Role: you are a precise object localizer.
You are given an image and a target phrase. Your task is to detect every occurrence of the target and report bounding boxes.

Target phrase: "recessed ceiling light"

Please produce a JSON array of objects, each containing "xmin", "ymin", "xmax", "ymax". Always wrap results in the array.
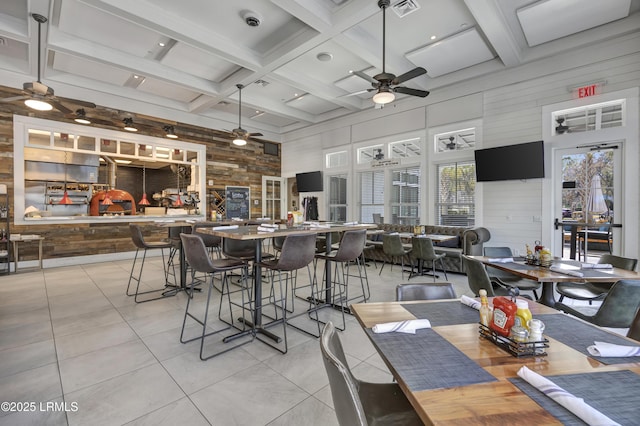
[
  {"xmin": 133, "ymin": 75, "xmax": 140, "ymax": 79},
  {"xmin": 316, "ymin": 52, "xmax": 333, "ymax": 62},
  {"xmin": 158, "ymin": 42, "xmax": 165, "ymax": 47},
  {"xmin": 430, "ymin": 35, "xmax": 437, "ymax": 40}
]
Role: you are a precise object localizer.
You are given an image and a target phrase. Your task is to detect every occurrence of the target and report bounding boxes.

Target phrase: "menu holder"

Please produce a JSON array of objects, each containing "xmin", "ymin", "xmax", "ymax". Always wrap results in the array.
[{"xmin": 479, "ymin": 323, "xmax": 549, "ymax": 357}]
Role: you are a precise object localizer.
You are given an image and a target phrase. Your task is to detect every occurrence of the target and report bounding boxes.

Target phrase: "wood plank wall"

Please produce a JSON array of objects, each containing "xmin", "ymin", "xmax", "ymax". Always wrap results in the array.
[{"xmin": 0, "ymin": 85, "xmax": 281, "ymax": 263}]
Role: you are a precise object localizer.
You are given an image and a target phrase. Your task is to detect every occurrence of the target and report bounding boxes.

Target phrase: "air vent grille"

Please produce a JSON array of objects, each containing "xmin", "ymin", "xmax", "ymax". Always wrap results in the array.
[{"xmin": 392, "ymin": 0, "xmax": 420, "ymax": 18}]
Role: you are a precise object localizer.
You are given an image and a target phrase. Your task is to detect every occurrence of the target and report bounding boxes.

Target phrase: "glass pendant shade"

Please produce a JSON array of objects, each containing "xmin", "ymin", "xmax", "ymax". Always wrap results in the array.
[
  {"xmin": 101, "ymin": 192, "xmax": 114, "ymax": 206},
  {"xmin": 233, "ymin": 137, "xmax": 247, "ymax": 146},
  {"xmin": 25, "ymin": 98, "xmax": 53, "ymax": 111},
  {"xmin": 139, "ymin": 164, "xmax": 150, "ymax": 206},
  {"xmin": 372, "ymin": 89, "xmax": 395, "ymax": 105},
  {"xmin": 173, "ymin": 194, "xmax": 184, "ymax": 207},
  {"xmin": 139, "ymin": 193, "xmax": 150, "ymax": 206},
  {"xmin": 59, "ymin": 189, "xmax": 73, "ymax": 205}
]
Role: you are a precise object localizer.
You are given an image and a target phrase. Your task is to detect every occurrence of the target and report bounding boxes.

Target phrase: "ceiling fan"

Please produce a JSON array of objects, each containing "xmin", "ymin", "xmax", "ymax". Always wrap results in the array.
[
  {"xmin": 0, "ymin": 14, "xmax": 96, "ymax": 114},
  {"xmin": 352, "ymin": 0, "xmax": 430, "ymax": 105},
  {"xmin": 555, "ymin": 117, "xmax": 570, "ymax": 134},
  {"xmin": 230, "ymin": 84, "xmax": 263, "ymax": 146}
]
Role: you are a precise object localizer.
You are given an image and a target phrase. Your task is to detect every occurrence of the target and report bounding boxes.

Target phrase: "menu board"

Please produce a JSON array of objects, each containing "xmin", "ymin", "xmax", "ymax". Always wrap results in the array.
[{"xmin": 225, "ymin": 186, "xmax": 250, "ymax": 219}]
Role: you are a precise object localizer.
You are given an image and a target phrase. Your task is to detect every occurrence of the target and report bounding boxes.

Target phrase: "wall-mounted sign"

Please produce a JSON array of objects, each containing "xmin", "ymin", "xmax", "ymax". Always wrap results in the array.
[
  {"xmin": 371, "ymin": 159, "xmax": 401, "ymax": 168},
  {"xmin": 571, "ymin": 81, "xmax": 605, "ymax": 99},
  {"xmin": 225, "ymin": 186, "xmax": 250, "ymax": 219}
]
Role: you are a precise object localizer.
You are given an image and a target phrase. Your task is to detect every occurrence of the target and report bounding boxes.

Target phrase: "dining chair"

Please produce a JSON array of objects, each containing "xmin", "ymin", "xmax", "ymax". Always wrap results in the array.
[
  {"xmin": 126, "ymin": 224, "xmax": 176, "ymax": 303},
  {"xmin": 627, "ymin": 308, "xmax": 640, "ymax": 342},
  {"xmin": 257, "ymin": 233, "xmax": 318, "ymax": 353},
  {"xmin": 395, "ymin": 282, "xmax": 456, "ymax": 301},
  {"xmin": 320, "ymin": 322, "xmax": 423, "ymax": 426},
  {"xmin": 409, "ymin": 237, "xmax": 447, "ymax": 282},
  {"xmin": 555, "ymin": 279, "xmax": 640, "ymax": 328},
  {"xmin": 191, "ymin": 221, "xmax": 222, "ymax": 258},
  {"xmin": 483, "ymin": 246, "xmax": 541, "ymax": 298},
  {"xmin": 556, "ymin": 254, "xmax": 638, "ymax": 304},
  {"xmin": 462, "ymin": 255, "xmax": 514, "ymax": 298},
  {"xmin": 378, "ymin": 233, "xmax": 412, "ymax": 280},
  {"xmin": 179, "ymin": 233, "xmax": 253, "ymax": 360}
]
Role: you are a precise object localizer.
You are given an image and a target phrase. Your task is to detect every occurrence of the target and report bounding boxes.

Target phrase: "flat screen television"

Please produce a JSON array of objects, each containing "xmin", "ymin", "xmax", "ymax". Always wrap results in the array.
[
  {"xmin": 474, "ymin": 141, "xmax": 545, "ymax": 182},
  {"xmin": 296, "ymin": 171, "xmax": 323, "ymax": 192}
]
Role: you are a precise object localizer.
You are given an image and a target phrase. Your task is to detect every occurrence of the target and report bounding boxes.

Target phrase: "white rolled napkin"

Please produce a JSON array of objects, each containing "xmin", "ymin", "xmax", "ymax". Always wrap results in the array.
[
  {"xmin": 488, "ymin": 257, "xmax": 514, "ymax": 263},
  {"xmin": 580, "ymin": 263, "xmax": 613, "ymax": 269},
  {"xmin": 587, "ymin": 341, "xmax": 640, "ymax": 357},
  {"xmin": 257, "ymin": 226, "xmax": 275, "ymax": 233},
  {"xmin": 516, "ymin": 366, "xmax": 620, "ymax": 426},
  {"xmin": 549, "ymin": 265, "xmax": 584, "ymax": 277},
  {"xmin": 343, "ymin": 221, "xmax": 358, "ymax": 225},
  {"xmin": 372, "ymin": 319, "xmax": 431, "ymax": 334},
  {"xmin": 211, "ymin": 225, "xmax": 239, "ymax": 230},
  {"xmin": 460, "ymin": 295, "xmax": 481, "ymax": 310}
]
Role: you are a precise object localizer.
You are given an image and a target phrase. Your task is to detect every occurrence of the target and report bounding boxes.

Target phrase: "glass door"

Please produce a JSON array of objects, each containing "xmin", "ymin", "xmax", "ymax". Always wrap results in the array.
[
  {"xmin": 328, "ymin": 174, "xmax": 347, "ymax": 222},
  {"xmin": 262, "ymin": 176, "xmax": 286, "ymax": 219},
  {"xmin": 554, "ymin": 144, "xmax": 621, "ymax": 260}
]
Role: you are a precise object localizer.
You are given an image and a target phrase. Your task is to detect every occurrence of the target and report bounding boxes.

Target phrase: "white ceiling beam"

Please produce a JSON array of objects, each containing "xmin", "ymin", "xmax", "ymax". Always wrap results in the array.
[{"xmin": 270, "ymin": 0, "xmax": 333, "ymax": 31}]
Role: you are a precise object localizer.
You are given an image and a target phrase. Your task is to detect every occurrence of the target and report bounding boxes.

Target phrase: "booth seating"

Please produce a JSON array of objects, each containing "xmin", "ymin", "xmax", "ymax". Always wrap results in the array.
[{"xmin": 364, "ymin": 224, "xmax": 490, "ymax": 273}]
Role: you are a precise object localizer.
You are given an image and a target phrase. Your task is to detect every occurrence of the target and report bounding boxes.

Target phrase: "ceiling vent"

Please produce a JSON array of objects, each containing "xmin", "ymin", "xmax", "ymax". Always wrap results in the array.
[{"xmin": 391, "ymin": 0, "xmax": 420, "ymax": 18}]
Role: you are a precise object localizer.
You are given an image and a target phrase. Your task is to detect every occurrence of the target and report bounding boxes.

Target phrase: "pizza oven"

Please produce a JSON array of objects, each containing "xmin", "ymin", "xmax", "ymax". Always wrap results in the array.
[{"xmin": 90, "ymin": 189, "xmax": 136, "ymax": 216}]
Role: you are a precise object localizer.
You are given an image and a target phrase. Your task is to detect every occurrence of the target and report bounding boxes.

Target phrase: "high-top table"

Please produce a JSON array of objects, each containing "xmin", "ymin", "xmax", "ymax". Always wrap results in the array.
[
  {"xmin": 352, "ymin": 299, "xmax": 640, "ymax": 425},
  {"xmin": 470, "ymin": 255, "xmax": 640, "ymax": 307},
  {"xmin": 202, "ymin": 222, "xmax": 376, "ymax": 346}
]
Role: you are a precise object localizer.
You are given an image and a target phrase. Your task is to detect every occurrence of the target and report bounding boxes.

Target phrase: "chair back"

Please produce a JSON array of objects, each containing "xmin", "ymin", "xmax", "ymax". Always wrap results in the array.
[
  {"xmin": 223, "ymin": 238, "xmax": 256, "ymax": 259},
  {"xmin": 272, "ymin": 233, "xmax": 317, "ymax": 271},
  {"xmin": 627, "ymin": 308, "xmax": 640, "ymax": 342},
  {"xmin": 599, "ymin": 254, "xmax": 638, "ymax": 271},
  {"xmin": 413, "ymin": 238, "xmax": 439, "ymax": 261},
  {"xmin": 591, "ymin": 279, "xmax": 640, "ymax": 328},
  {"xmin": 129, "ymin": 224, "xmax": 147, "ymax": 249},
  {"xmin": 192, "ymin": 222, "xmax": 222, "ymax": 248},
  {"xmin": 463, "ymin": 255, "xmax": 495, "ymax": 297},
  {"xmin": 320, "ymin": 322, "xmax": 367, "ymax": 426},
  {"xmin": 396, "ymin": 282, "xmax": 456, "ymax": 301},
  {"xmin": 483, "ymin": 247, "xmax": 516, "ymax": 280},
  {"xmin": 273, "ymin": 235, "xmax": 286, "ymax": 251},
  {"xmin": 180, "ymin": 233, "xmax": 215, "ymax": 274},
  {"xmin": 333, "ymin": 230, "xmax": 366, "ymax": 262},
  {"xmin": 372, "ymin": 213, "xmax": 382, "ymax": 224},
  {"xmin": 382, "ymin": 234, "xmax": 406, "ymax": 257}
]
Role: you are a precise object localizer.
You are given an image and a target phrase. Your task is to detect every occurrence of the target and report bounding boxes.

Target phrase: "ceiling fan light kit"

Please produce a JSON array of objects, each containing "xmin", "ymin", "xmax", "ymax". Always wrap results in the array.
[
  {"xmin": 372, "ymin": 88, "xmax": 395, "ymax": 104},
  {"xmin": 123, "ymin": 117, "xmax": 138, "ymax": 132},
  {"xmin": 230, "ymin": 84, "xmax": 263, "ymax": 146},
  {"xmin": 25, "ymin": 97, "xmax": 53, "ymax": 111}
]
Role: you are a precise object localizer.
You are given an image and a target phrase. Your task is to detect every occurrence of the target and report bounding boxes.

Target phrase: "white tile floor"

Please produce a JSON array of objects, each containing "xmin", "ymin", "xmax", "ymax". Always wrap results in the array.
[{"xmin": 0, "ymin": 252, "xmax": 614, "ymax": 425}]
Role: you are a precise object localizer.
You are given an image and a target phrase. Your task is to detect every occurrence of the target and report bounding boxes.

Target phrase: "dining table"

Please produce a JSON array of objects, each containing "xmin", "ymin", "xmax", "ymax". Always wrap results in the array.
[
  {"xmin": 202, "ymin": 222, "xmax": 377, "ymax": 347},
  {"xmin": 352, "ymin": 298, "xmax": 640, "ymax": 425},
  {"xmin": 470, "ymin": 255, "xmax": 640, "ymax": 307}
]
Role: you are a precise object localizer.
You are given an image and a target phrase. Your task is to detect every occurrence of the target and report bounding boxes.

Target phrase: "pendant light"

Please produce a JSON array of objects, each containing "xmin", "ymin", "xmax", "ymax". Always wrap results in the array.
[
  {"xmin": 139, "ymin": 163, "xmax": 150, "ymax": 206},
  {"xmin": 173, "ymin": 166, "xmax": 183, "ymax": 207},
  {"xmin": 101, "ymin": 160, "xmax": 113, "ymax": 205},
  {"xmin": 59, "ymin": 151, "xmax": 73, "ymax": 205}
]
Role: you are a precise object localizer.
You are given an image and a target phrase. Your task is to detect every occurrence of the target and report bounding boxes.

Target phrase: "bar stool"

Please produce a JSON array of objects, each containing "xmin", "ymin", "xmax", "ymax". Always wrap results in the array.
[
  {"xmin": 192, "ymin": 222, "xmax": 222, "ymax": 258},
  {"xmin": 179, "ymin": 233, "xmax": 253, "ymax": 360},
  {"xmin": 314, "ymin": 229, "xmax": 368, "ymax": 331},
  {"xmin": 126, "ymin": 224, "xmax": 175, "ymax": 303},
  {"xmin": 256, "ymin": 233, "xmax": 318, "ymax": 353}
]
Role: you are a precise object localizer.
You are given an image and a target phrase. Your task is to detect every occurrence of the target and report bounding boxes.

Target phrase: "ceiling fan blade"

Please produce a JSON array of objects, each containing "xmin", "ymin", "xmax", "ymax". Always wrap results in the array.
[
  {"xmin": 352, "ymin": 70, "xmax": 378, "ymax": 85},
  {"xmin": 49, "ymin": 100, "xmax": 73, "ymax": 114},
  {"xmin": 392, "ymin": 67, "xmax": 426, "ymax": 85},
  {"xmin": 57, "ymin": 97, "xmax": 96, "ymax": 109},
  {"xmin": 249, "ymin": 132, "xmax": 263, "ymax": 137},
  {"xmin": 393, "ymin": 86, "xmax": 430, "ymax": 97},
  {"xmin": 0, "ymin": 95, "xmax": 29, "ymax": 103}
]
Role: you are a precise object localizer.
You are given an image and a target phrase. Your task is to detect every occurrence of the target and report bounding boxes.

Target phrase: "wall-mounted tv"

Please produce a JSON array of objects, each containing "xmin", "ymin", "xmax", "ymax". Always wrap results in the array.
[
  {"xmin": 474, "ymin": 141, "xmax": 545, "ymax": 182},
  {"xmin": 296, "ymin": 171, "xmax": 323, "ymax": 192}
]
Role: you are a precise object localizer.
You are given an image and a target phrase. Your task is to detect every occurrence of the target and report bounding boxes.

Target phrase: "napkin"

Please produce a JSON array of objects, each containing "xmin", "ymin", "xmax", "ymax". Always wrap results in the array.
[
  {"xmin": 372, "ymin": 319, "xmax": 431, "ymax": 334},
  {"xmin": 211, "ymin": 225, "xmax": 239, "ymax": 230},
  {"xmin": 460, "ymin": 295, "xmax": 481, "ymax": 310},
  {"xmin": 516, "ymin": 366, "xmax": 620, "ymax": 426},
  {"xmin": 549, "ymin": 265, "xmax": 584, "ymax": 277},
  {"xmin": 343, "ymin": 221, "xmax": 358, "ymax": 225},
  {"xmin": 580, "ymin": 263, "xmax": 613, "ymax": 269},
  {"xmin": 258, "ymin": 223, "xmax": 279, "ymax": 228},
  {"xmin": 257, "ymin": 226, "xmax": 275, "ymax": 233},
  {"xmin": 488, "ymin": 257, "xmax": 514, "ymax": 263},
  {"xmin": 587, "ymin": 341, "xmax": 640, "ymax": 357}
]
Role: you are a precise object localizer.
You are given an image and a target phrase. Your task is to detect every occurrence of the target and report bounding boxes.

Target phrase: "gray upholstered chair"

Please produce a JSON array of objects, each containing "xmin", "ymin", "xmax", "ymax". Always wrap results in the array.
[
  {"xmin": 257, "ymin": 233, "xmax": 318, "ymax": 353},
  {"xmin": 483, "ymin": 246, "xmax": 541, "ymax": 298},
  {"xmin": 395, "ymin": 282, "xmax": 456, "ymax": 301},
  {"xmin": 410, "ymin": 237, "xmax": 447, "ymax": 281},
  {"xmin": 555, "ymin": 280, "xmax": 640, "ymax": 328},
  {"xmin": 191, "ymin": 222, "xmax": 222, "ymax": 258},
  {"xmin": 126, "ymin": 224, "xmax": 175, "ymax": 303},
  {"xmin": 462, "ymin": 255, "xmax": 512, "ymax": 297},
  {"xmin": 320, "ymin": 322, "xmax": 422, "ymax": 426},
  {"xmin": 462, "ymin": 227, "xmax": 491, "ymax": 256},
  {"xmin": 179, "ymin": 233, "xmax": 252, "ymax": 360},
  {"xmin": 627, "ymin": 308, "xmax": 640, "ymax": 342},
  {"xmin": 379, "ymin": 233, "xmax": 412, "ymax": 280},
  {"xmin": 556, "ymin": 254, "xmax": 638, "ymax": 304}
]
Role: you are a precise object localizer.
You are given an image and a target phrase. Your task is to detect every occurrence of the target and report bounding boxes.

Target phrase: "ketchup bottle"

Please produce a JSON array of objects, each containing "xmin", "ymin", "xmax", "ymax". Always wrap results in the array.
[{"xmin": 490, "ymin": 297, "xmax": 517, "ymax": 337}]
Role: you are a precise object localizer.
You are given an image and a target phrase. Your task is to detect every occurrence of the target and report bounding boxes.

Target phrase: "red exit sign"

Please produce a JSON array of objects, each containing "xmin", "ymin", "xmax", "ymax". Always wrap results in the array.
[{"xmin": 573, "ymin": 83, "xmax": 603, "ymax": 99}]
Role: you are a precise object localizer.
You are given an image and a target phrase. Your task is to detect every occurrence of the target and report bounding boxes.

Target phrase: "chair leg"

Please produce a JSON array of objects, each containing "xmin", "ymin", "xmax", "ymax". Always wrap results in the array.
[{"xmin": 127, "ymin": 247, "xmax": 175, "ymax": 303}]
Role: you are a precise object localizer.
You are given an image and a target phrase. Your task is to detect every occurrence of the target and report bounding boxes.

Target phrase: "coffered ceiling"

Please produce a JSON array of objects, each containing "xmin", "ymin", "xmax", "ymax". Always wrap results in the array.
[{"xmin": 0, "ymin": 0, "xmax": 638, "ymax": 141}]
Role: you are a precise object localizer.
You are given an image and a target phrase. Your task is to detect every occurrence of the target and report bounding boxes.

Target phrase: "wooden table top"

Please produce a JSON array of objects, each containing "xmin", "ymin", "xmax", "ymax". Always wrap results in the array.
[
  {"xmin": 351, "ymin": 299, "xmax": 640, "ymax": 425},
  {"xmin": 201, "ymin": 222, "xmax": 377, "ymax": 240},
  {"xmin": 469, "ymin": 255, "xmax": 640, "ymax": 283}
]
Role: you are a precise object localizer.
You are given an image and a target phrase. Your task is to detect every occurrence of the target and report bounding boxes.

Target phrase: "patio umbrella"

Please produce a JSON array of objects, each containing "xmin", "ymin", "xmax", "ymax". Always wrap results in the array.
[{"xmin": 586, "ymin": 174, "xmax": 608, "ymax": 220}]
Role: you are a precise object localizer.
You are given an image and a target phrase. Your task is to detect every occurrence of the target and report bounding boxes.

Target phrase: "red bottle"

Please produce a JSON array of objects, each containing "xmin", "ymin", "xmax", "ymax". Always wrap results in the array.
[{"xmin": 490, "ymin": 297, "xmax": 517, "ymax": 337}]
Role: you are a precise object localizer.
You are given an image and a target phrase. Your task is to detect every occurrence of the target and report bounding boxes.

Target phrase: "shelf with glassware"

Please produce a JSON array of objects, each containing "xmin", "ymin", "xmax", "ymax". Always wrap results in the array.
[{"xmin": 0, "ymin": 184, "xmax": 10, "ymax": 275}]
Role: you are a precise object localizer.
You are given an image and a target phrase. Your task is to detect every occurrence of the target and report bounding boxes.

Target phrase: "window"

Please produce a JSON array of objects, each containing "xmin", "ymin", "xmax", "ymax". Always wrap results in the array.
[
  {"xmin": 390, "ymin": 166, "xmax": 420, "ymax": 225},
  {"xmin": 326, "ymin": 150, "xmax": 348, "ymax": 168},
  {"xmin": 328, "ymin": 174, "xmax": 347, "ymax": 221},
  {"xmin": 389, "ymin": 138, "xmax": 421, "ymax": 158},
  {"xmin": 553, "ymin": 100, "xmax": 624, "ymax": 135},
  {"xmin": 359, "ymin": 170, "xmax": 384, "ymax": 223},
  {"xmin": 436, "ymin": 161, "xmax": 476, "ymax": 226},
  {"xmin": 435, "ymin": 128, "xmax": 476, "ymax": 153},
  {"xmin": 357, "ymin": 144, "xmax": 384, "ymax": 164}
]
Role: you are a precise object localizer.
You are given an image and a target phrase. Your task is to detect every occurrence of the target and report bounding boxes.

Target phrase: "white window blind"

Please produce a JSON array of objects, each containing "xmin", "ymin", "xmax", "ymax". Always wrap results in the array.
[
  {"xmin": 359, "ymin": 170, "xmax": 384, "ymax": 223},
  {"xmin": 436, "ymin": 161, "xmax": 476, "ymax": 226},
  {"xmin": 328, "ymin": 174, "xmax": 347, "ymax": 221},
  {"xmin": 390, "ymin": 166, "xmax": 420, "ymax": 225}
]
